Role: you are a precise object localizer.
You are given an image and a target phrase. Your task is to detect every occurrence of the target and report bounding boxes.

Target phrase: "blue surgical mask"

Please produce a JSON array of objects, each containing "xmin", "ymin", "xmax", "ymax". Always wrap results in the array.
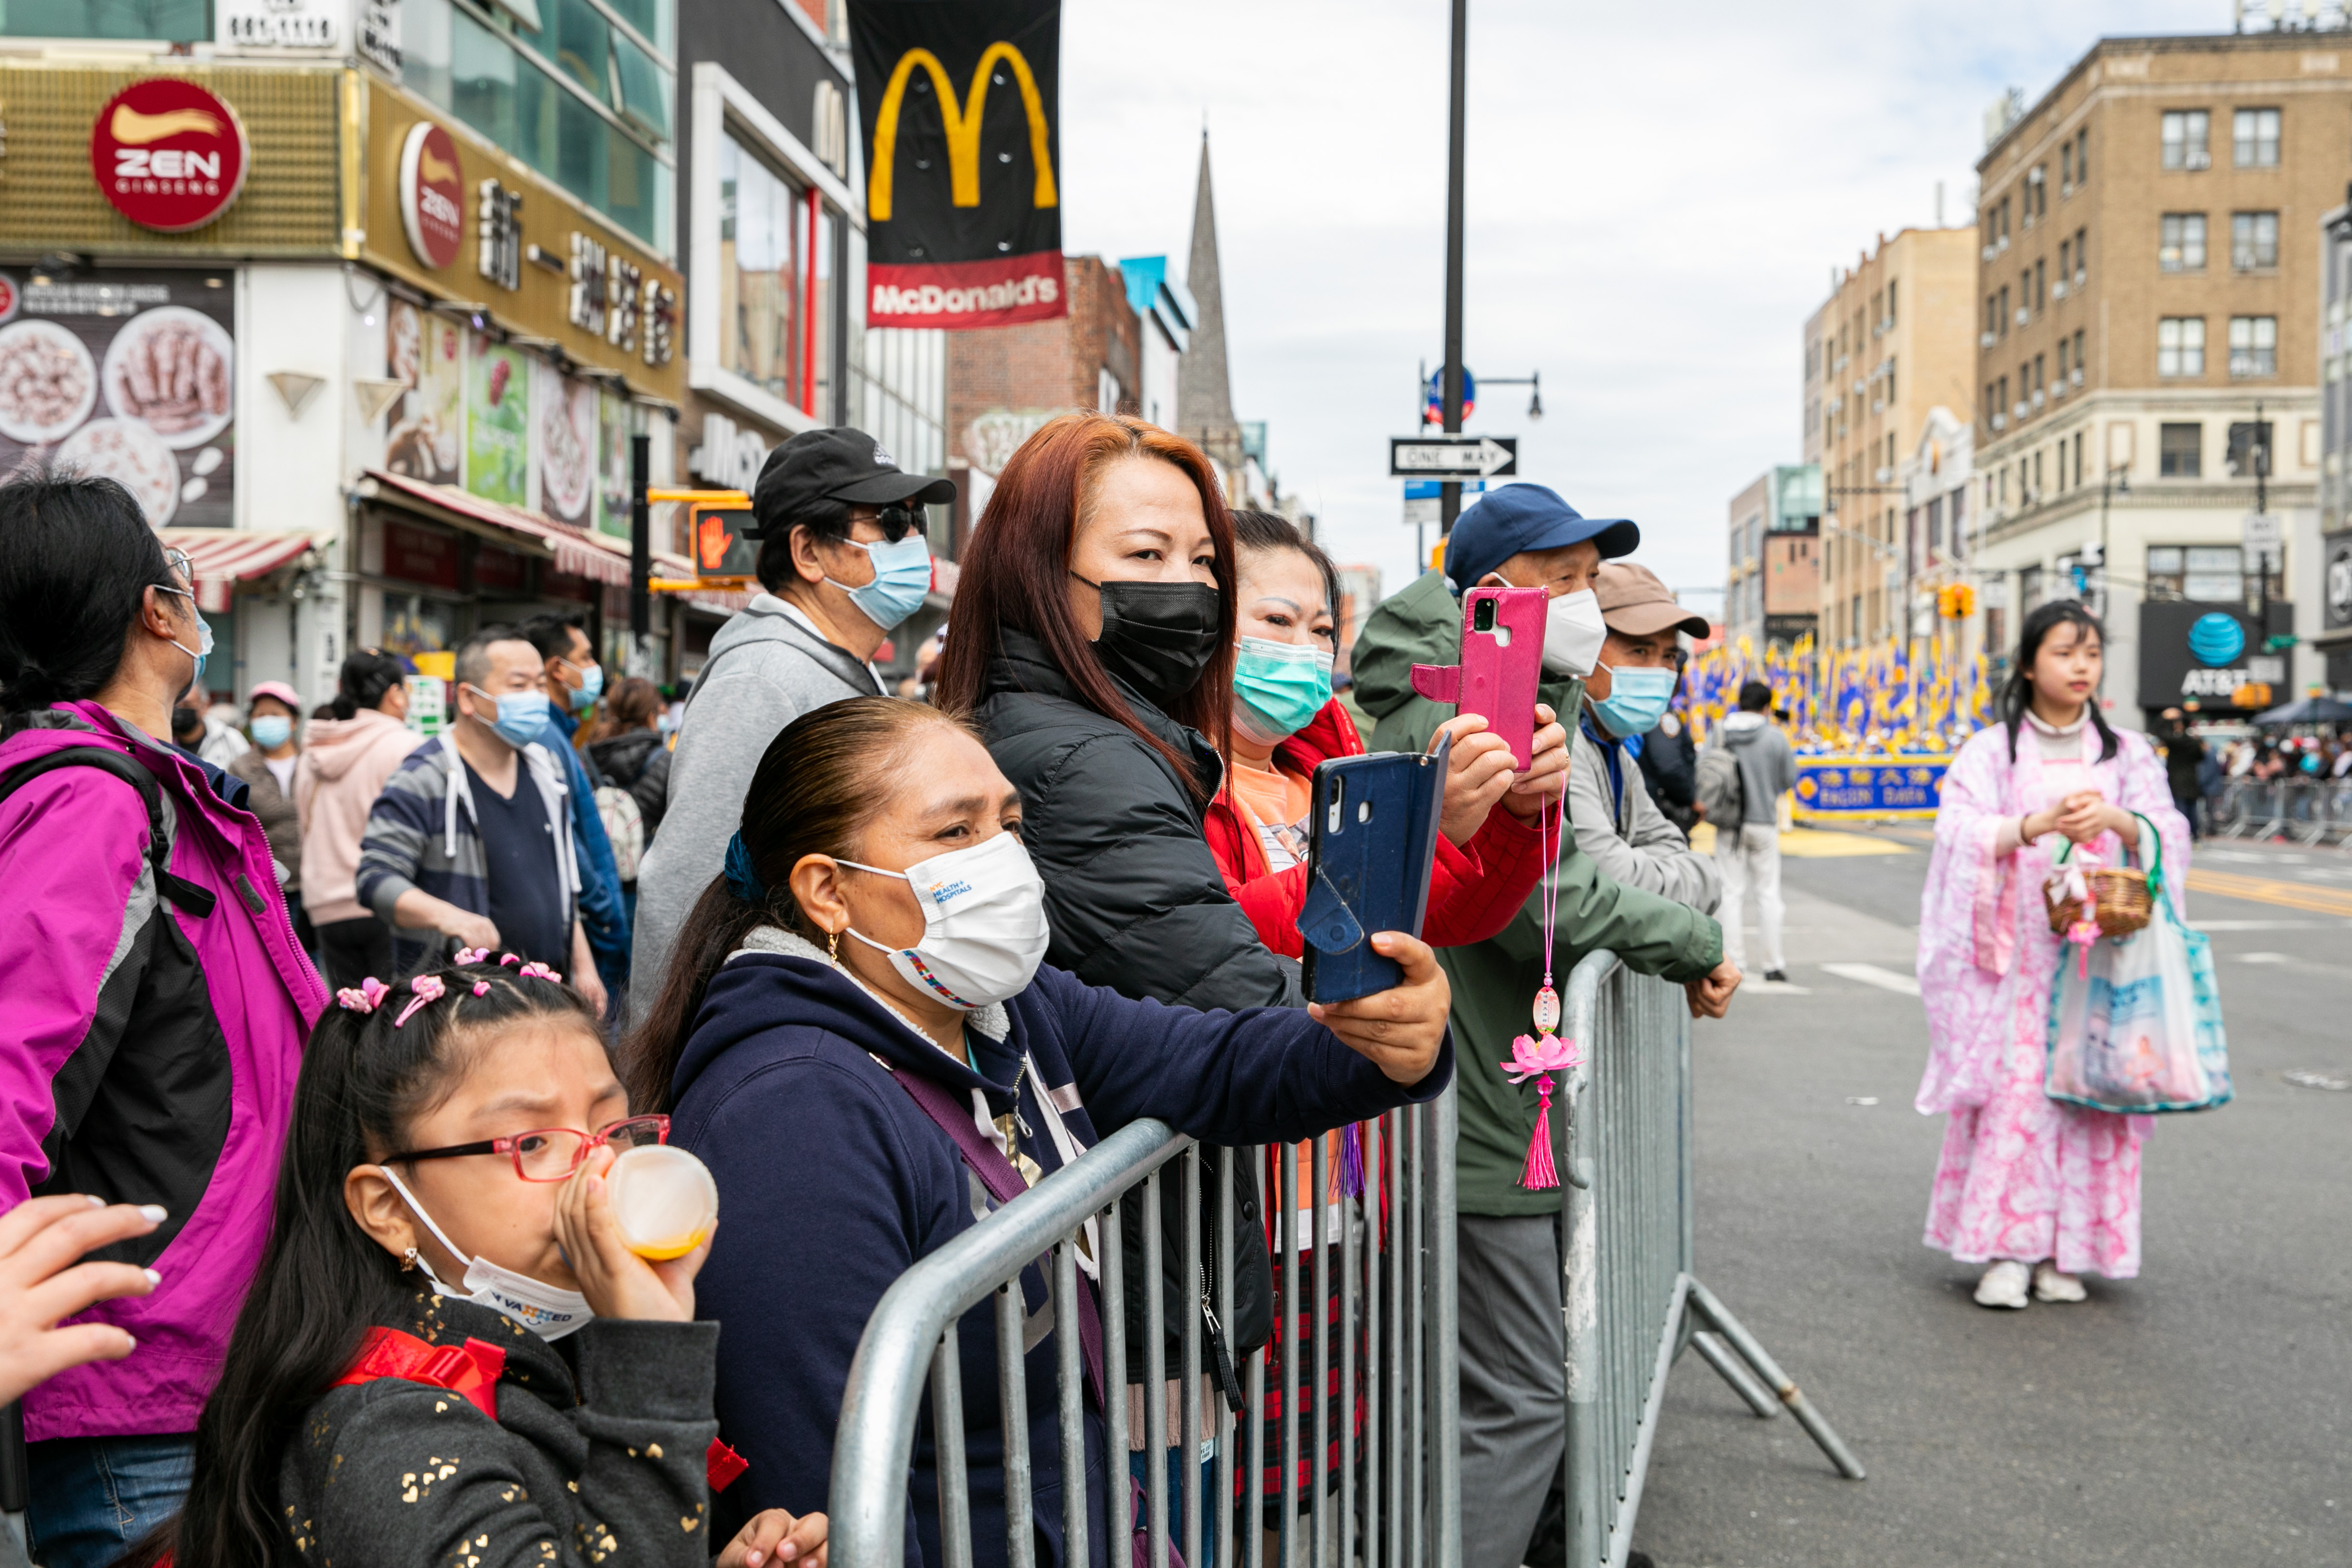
[
  {"xmin": 155, "ymin": 584, "xmax": 214, "ymax": 690},
  {"xmin": 565, "ymin": 658, "xmax": 604, "ymax": 713},
  {"xmin": 1231, "ymin": 636, "xmax": 1334, "ymax": 746},
  {"xmin": 825, "ymin": 534, "xmax": 933, "ymax": 632},
  {"xmin": 1591, "ymin": 665, "xmax": 1679, "ymax": 739},
  {"xmin": 249, "ymin": 715, "xmax": 294, "ymax": 750},
  {"xmin": 468, "ymin": 685, "xmax": 550, "ymax": 749}
]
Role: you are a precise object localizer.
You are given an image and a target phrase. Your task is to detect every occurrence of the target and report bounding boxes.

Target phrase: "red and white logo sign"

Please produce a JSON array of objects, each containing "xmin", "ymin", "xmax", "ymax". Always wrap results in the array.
[
  {"xmin": 90, "ymin": 79, "xmax": 249, "ymax": 234},
  {"xmin": 399, "ymin": 122, "xmax": 465, "ymax": 270},
  {"xmin": 0, "ymin": 275, "xmax": 17, "ymax": 325}
]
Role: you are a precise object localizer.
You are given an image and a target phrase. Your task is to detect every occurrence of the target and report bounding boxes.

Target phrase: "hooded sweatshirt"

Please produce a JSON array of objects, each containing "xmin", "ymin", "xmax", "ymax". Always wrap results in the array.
[
  {"xmin": 1350, "ymin": 569, "xmax": 1721, "ymax": 1217},
  {"xmin": 0, "ymin": 702, "xmax": 324, "ymax": 1440},
  {"xmin": 294, "ymin": 710, "xmax": 425, "ymax": 925},
  {"xmin": 671, "ymin": 929, "xmax": 1450, "ymax": 1568},
  {"xmin": 1720, "ymin": 711, "xmax": 1796, "ymax": 826},
  {"xmin": 631, "ymin": 595, "xmax": 884, "ymax": 987}
]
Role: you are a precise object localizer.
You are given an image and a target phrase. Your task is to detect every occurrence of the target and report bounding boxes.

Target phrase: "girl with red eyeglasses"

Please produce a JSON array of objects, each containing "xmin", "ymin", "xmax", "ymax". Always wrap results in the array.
[{"xmin": 124, "ymin": 955, "xmax": 818, "ymax": 1568}]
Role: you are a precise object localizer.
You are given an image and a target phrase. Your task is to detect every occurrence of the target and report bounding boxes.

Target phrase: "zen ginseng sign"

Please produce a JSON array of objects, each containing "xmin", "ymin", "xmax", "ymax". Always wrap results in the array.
[{"xmin": 91, "ymin": 79, "xmax": 250, "ymax": 234}]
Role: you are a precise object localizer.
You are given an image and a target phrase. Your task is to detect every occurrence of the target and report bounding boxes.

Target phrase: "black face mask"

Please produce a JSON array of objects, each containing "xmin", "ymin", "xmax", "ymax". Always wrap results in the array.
[
  {"xmin": 1072, "ymin": 575, "xmax": 1223, "ymax": 708},
  {"xmin": 171, "ymin": 704, "xmax": 203, "ymax": 739}
]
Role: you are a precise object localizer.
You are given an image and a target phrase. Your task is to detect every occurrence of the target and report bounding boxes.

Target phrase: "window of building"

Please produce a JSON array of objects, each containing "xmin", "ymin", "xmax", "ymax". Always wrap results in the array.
[
  {"xmin": 2159, "ymin": 213, "xmax": 2207, "ymax": 271},
  {"xmin": 2076, "ymin": 127, "xmax": 2090, "ymax": 186},
  {"xmin": 2073, "ymin": 328, "xmax": 2086, "ymax": 383},
  {"xmin": 2075, "ymin": 227, "xmax": 2088, "ymax": 283},
  {"xmin": 2227, "ymin": 421, "xmax": 2274, "ymax": 478},
  {"xmin": 2186, "ymin": 545, "xmax": 2247, "ymax": 602},
  {"xmin": 2232, "ymin": 211, "xmax": 2279, "ymax": 271},
  {"xmin": 2161, "ymin": 109, "xmax": 2211, "ymax": 169},
  {"xmin": 2159, "ymin": 422, "xmax": 2203, "ymax": 477},
  {"xmin": 1888, "ymin": 279, "xmax": 1898, "ymax": 327},
  {"xmin": 2057, "ymin": 336, "xmax": 2071, "ymax": 386},
  {"xmin": 718, "ymin": 130, "xmax": 830, "ymax": 413},
  {"xmin": 2061, "ymin": 140, "xmax": 2075, "ymax": 194},
  {"xmin": 1998, "ymin": 285, "xmax": 2010, "ymax": 336},
  {"xmin": 2019, "ymin": 564, "xmax": 2044, "ymax": 611},
  {"xmin": 0, "ymin": 0, "xmax": 208, "ymax": 40},
  {"xmin": 2233, "ymin": 107, "xmax": 2281, "ymax": 168},
  {"xmin": 2035, "ymin": 258, "xmax": 2047, "ymax": 309},
  {"xmin": 1887, "ymin": 356, "xmax": 1896, "ymax": 404},
  {"xmin": 2229, "ymin": 316, "xmax": 2277, "ymax": 378},
  {"xmin": 2158, "ymin": 317, "xmax": 2206, "ymax": 378}
]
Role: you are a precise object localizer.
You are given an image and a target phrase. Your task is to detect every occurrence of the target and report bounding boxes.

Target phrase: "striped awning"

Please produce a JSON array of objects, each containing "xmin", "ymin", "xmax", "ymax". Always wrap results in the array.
[
  {"xmin": 157, "ymin": 528, "xmax": 319, "ymax": 613},
  {"xmin": 357, "ymin": 469, "xmax": 635, "ymax": 588}
]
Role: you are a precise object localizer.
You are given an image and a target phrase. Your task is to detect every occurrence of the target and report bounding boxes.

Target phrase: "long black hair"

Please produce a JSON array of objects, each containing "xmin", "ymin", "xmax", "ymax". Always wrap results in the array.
[
  {"xmin": 0, "ymin": 471, "xmax": 171, "ymax": 736},
  {"xmin": 623, "ymin": 695, "xmax": 966, "ymax": 1112},
  {"xmin": 328, "ymin": 647, "xmax": 410, "ymax": 720},
  {"xmin": 1999, "ymin": 599, "xmax": 2120, "ymax": 763},
  {"xmin": 155, "ymin": 959, "xmax": 599, "ymax": 1568}
]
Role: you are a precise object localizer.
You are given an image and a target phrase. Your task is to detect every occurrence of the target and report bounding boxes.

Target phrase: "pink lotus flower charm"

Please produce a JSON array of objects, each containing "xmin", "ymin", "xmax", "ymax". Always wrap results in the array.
[
  {"xmin": 1500, "ymin": 1031, "xmax": 1582, "ymax": 1085},
  {"xmin": 454, "ymin": 947, "xmax": 492, "ymax": 966},
  {"xmin": 391, "ymin": 973, "xmax": 447, "ymax": 1029}
]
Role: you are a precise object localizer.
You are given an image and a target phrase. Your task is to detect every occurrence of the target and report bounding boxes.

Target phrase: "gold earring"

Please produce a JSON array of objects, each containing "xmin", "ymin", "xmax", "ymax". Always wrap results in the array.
[
  {"xmin": 401, "ymin": 1246, "xmax": 420, "ymax": 1273},
  {"xmin": 828, "ymin": 929, "xmax": 841, "ymax": 965}
]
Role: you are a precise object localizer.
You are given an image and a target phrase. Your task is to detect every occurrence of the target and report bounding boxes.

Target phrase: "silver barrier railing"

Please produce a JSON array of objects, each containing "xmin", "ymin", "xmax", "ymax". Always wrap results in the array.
[
  {"xmin": 831, "ymin": 1094, "xmax": 1462, "ymax": 1568},
  {"xmin": 2214, "ymin": 776, "xmax": 2352, "ymax": 844},
  {"xmin": 1555, "ymin": 951, "xmax": 1864, "ymax": 1568}
]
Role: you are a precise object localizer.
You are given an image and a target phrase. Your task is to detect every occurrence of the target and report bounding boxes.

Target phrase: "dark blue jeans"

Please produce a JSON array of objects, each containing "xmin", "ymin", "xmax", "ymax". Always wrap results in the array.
[{"xmin": 25, "ymin": 1433, "xmax": 194, "ymax": 1568}]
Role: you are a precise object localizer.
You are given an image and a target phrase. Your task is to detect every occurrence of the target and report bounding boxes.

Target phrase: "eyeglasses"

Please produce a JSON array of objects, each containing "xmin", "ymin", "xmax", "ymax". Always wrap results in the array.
[{"xmin": 385, "ymin": 1113, "xmax": 670, "ymax": 1182}]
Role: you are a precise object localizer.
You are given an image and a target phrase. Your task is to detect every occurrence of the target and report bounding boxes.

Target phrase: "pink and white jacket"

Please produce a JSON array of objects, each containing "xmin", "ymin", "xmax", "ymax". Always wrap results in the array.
[{"xmin": 1914, "ymin": 719, "xmax": 2190, "ymax": 1118}]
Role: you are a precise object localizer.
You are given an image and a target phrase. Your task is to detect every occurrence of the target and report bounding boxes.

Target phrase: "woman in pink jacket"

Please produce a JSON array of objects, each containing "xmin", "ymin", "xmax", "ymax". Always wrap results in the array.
[
  {"xmin": 294, "ymin": 648, "xmax": 423, "ymax": 988},
  {"xmin": 0, "ymin": 471, "xmax": 324, "ymax": 1568}
]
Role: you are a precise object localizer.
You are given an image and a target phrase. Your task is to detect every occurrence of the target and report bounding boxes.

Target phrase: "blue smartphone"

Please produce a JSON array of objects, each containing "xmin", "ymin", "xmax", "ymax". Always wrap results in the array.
[{"xmin": 1295, "ymin": 735, "xmax": 1451, "ymax": 1005}]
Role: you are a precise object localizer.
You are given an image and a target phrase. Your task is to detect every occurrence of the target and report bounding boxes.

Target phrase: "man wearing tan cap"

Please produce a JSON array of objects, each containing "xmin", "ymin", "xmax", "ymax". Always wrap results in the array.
[{"xmin": 1573, "ymin": 563, "xmax": 1720, "ymax": 913}]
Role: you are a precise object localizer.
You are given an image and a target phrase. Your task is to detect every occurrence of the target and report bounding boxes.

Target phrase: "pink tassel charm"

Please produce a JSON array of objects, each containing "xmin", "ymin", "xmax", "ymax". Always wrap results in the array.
[
  {"xmin": 1339, "ymin": 1121, "xmax": 1366, "ymax": 1198},
  {"xmin": 1519, "ymin": 1075, "xmax": 1560, "ymax": 1191}
]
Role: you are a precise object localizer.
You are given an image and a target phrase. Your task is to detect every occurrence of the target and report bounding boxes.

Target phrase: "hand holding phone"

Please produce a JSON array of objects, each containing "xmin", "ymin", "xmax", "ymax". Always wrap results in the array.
[{"xmin": 1296, "ymin": 737, "xmax": 1451, "ymax": 1003}]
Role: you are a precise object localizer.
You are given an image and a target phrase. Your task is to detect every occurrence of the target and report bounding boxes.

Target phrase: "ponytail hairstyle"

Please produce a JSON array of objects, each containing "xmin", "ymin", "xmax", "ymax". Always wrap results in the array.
[
  {"xmin": 1998, "ymin": 599, "xmax": 2120, "ymax": 763},
  {"xmin": 623, "ymin": 695, "xmax": 969, "ymax": 1112},
  {"xmin": 0, "ymin": 470, "xmax": 169, "ymax": 737},
  {"xmin": 158, "ymin": 959, "xmax": 599, "ymax": 1568},
  {"xmin": 330, "ymin": 647, "xmax": 410, "ymax": 720}
]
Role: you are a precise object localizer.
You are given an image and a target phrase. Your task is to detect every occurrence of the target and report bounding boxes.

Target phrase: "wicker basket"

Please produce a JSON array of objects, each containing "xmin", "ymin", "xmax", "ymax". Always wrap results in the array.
[{"xmin": 2044, "ymin": 865, "xmax": 2154, "ymax": 937}]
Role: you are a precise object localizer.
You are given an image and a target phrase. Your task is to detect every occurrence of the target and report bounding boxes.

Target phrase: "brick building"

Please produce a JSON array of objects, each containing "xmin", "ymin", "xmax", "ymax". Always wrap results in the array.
[{"xmin": 944, "ymin": 255, "xmax": 1140, "ymax": 538}]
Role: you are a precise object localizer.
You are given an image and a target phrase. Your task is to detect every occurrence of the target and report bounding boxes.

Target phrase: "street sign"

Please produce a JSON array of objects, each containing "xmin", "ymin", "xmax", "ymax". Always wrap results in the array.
[
  {"xmin": 2242, "ymin": 512, "xmax": 2283, "ymax": 547},
  {"xmin": 1423, "ymin": 368, "xmax": 1476, "ymax": 425},
  {"xmin": 1403, "ymin": 478, "xmax": 1482, "ymax": 524},
  {"xmin": 1390, "ymin": 435, "xmax": 1517, "ymax": 479}
]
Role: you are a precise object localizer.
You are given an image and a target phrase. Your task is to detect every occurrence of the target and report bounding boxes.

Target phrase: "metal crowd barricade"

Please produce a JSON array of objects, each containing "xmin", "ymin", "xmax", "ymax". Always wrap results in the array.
[
  {"xmin": 831, "ymin": 953, "xmax": 1858, "ymax": 1568},
  {"xmin": 2214, "ymin": 776, "xmax": 2352, "ymax": 844},
  {"xmin": 831, "ymin": 1097, "xmax": 1461, "ymax": 1568},
  {"xmin": 1556, "ymin": 951, "xmax": 1863, "ymax": 1568}
]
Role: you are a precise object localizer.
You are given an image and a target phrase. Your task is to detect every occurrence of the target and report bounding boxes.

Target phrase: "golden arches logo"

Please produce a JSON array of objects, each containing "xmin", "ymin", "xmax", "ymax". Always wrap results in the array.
[{"xmin": 868, "ymin": 42, "xmax": 1056, "ymax": 223}]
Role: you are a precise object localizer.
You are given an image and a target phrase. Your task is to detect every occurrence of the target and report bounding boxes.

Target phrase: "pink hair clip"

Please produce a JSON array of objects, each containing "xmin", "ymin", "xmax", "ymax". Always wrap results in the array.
[
  {"xmin": 471, "ymin": 980, "xmax": 492, "ymax": 996},
  {"xmin": 335, "ymin": 976, "xmax": 390, "ymax": 1014},
  {"xmin": 499, "ymin": 953, "xmax": 523, "ymax": 968},
  {"xmin": 391, "ymin": 974, "xmax": 447, "ymax": 1029},
  {"xmin": 514, "ymin": 962, "xmax": 561, "ymax": 983},
  {"xmin": 455, "ymin": 947, "xmax": 491, "ymax": 966}
]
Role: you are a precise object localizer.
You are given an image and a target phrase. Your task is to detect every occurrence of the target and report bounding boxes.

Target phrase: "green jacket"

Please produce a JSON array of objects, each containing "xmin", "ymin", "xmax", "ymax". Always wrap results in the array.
[{"xmin": 1351, "ymin": 569, "xmax": 1724, "ymax": 1216}]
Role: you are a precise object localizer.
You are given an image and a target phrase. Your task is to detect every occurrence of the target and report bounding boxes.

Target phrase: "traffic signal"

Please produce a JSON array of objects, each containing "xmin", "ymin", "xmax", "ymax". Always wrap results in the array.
[{"xmin": 1937, "ymin": 583, "xmax": 1977, "ymax": 619}]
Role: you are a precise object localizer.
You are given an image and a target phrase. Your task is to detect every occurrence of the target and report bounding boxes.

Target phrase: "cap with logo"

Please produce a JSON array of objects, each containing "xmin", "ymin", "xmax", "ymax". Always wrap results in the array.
[
  {"xmin": 746, "ymin": 427, "xmax": 958, "ymax": 539},
  {"xmin": 1594, "ymin": 562, "xmax": 1711, "ymax": 640},
  {"xmin": 1442, "ymin": 483, "xmax": 1640, "ymax": 590}
]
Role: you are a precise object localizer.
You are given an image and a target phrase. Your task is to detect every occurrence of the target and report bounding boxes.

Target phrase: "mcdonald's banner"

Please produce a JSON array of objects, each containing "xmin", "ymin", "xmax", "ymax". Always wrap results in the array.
[{"xmin": 850, "ymin": 0, "xmax": 1066, "ymax": 330}]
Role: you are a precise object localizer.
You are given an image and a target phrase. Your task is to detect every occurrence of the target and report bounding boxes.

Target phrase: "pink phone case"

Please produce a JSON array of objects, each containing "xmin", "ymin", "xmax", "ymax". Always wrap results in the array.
[{"xmin": 1406, "ymin": 585, "xmax": 1546, "ymax": 770}]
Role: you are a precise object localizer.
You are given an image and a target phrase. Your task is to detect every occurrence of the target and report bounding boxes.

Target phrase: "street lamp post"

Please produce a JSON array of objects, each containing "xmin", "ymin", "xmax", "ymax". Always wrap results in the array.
[{"xmin": 1437, "ymin": 0, "xmax": 1468, "ymax": 535}]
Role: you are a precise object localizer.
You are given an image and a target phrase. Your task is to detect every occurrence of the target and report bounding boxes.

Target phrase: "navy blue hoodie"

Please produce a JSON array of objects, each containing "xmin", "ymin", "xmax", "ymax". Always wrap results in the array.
[{"xmin": 669, "ymin": 930, "xmax": 1451, "ymax": 1568}]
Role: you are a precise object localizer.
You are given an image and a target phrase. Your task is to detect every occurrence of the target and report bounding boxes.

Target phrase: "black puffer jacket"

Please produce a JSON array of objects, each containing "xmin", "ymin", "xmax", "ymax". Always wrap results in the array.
[
  {"xmin": 588, "ymin": 729, "xmax": 672, "ymax": 838},
  {"xmin": 971, "ymin": 628, "xmax": 1291, "ymax": 1372}
]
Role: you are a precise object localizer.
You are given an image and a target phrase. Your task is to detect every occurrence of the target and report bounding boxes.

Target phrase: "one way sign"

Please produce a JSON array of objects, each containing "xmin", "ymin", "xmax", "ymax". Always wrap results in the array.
[{"xmin": 1389, "ymin": 435, "xmax": 1518, "ymax": 479}]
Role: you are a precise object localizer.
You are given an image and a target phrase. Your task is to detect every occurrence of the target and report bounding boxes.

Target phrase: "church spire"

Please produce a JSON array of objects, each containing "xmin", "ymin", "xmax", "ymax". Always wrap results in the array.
[{"xmin": 1175, "ymin": 132, "xmax": 1243, "ymax": 481}]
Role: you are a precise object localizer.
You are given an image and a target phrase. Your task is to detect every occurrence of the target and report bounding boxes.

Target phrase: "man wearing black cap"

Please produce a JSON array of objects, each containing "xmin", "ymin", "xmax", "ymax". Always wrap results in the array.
[
  {"xmin": 1351, "ymin": 482, "xmax": 1740, "ymax": 1568},
  {"xmin": 630, "ymin": 427, "xmax": 955, "ymax": 984}
]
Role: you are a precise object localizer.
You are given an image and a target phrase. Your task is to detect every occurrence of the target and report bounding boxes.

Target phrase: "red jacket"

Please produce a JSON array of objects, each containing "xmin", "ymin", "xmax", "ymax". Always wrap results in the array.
[{"xmin": 1204, "ymin": 699, "xmax": 1546, "ymax": 956}]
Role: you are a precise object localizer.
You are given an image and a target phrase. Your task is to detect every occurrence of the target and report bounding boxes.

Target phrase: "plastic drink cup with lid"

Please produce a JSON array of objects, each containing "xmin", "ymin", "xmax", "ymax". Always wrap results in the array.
[{"xmin": 605, "ymin": 1145, "xmax": 720, "ymax": 1260}]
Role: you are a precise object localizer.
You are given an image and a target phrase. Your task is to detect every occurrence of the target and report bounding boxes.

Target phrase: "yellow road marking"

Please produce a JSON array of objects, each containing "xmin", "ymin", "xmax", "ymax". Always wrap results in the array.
[
  {"xmin": 2184, "ymin": 867, "xmax": 2352, "ymax": 918},
  {"xmin": 1689, "ymin": 824, "xmax": 1913, "ymax": 855}
]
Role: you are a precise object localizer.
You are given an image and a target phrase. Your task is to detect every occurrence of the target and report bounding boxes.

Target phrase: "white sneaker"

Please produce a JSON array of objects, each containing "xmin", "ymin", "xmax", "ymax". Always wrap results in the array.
[
  {"xmin": 1974, "ymin": 1259, "xmax": 2031, "ymax": 1309},
  {"xmin": 2033, "ymin": 1262, "xmax": 2088, "ymax": 1303}
]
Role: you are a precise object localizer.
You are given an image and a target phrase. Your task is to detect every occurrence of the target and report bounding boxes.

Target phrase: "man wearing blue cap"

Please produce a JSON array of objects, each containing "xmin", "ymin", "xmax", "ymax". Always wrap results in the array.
[{"xmin": 1352, "ymin": 482, "xmax": 1741, "ymax": 1568}]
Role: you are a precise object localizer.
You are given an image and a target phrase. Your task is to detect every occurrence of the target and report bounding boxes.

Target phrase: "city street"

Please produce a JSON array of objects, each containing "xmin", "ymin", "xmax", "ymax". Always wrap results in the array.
[{"xmin": 1632, "ymin": 827, "xmax": 2352, "ymax": 1567}]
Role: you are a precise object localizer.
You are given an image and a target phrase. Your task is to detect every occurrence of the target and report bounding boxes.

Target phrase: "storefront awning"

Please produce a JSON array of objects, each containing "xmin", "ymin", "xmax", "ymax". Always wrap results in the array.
[
  {"xmin": 158, "ymin": 529, "xmax": 321, "ymax": 614},
  {"xmin": 357, "ymin": 469, "xmax": 638, "ymax": 588}
]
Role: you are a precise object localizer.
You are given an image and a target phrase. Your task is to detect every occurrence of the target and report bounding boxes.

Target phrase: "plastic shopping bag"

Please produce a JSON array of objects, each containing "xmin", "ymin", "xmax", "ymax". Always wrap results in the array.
[{"xmin": 2045, "ymin": 813, "xmax": 2230, "ymax": 1114}]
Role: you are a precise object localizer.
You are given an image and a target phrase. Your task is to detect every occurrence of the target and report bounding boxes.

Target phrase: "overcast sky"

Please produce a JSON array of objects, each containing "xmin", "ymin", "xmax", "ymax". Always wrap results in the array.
[{"xmin": 1053, "ymin": 0, "xmax": 2227, "ymax": 615}]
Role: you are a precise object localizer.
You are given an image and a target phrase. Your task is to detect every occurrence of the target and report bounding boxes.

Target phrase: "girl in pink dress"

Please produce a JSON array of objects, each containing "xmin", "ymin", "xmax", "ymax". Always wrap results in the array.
[{"xmin": 1915, "ymin": 602, "xmax": 2191, "ymax": 1309}]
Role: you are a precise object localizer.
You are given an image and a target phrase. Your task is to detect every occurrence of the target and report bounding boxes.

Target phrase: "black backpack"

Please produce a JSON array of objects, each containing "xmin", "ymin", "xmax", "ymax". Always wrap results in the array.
[{"xmin": 0, "ymin": 744, "xmax": 234, "ymax": 1271}]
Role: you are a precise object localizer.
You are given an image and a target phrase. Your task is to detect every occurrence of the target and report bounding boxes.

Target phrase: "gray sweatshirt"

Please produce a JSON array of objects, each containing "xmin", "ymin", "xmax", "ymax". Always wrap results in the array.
[
  {"xmin": 1720, "ymin": 711, "xmax": 1797, "ymax": 825},
  {"xmin": 630, "ymin": 595, "xmax": 884, "ymax": 986},
  {"xmin": 1570, "ymin": 716, "xmax": 1722, "ymax": 914}
]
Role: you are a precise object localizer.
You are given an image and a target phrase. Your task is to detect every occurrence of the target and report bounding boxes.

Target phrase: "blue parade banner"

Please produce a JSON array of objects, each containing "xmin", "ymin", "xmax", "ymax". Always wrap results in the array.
[{"xmin": 1792, "ymin": 755, "xmax": 1950, "ymax": 821}]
